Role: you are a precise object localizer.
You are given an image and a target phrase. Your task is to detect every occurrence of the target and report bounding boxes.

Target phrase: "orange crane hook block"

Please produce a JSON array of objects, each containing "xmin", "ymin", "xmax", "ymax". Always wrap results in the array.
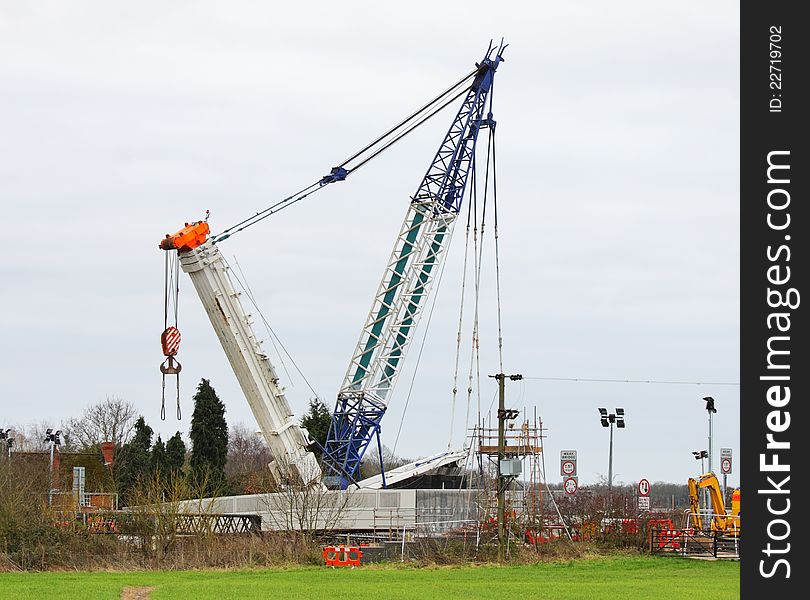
[{"xmin": 159, "ymin": 220, "xmax": 210, "ymax": 252}]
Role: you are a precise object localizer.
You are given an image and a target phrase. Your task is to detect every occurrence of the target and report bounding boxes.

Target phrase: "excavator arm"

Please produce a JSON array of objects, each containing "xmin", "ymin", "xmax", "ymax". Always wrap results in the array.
[{"xmin": 689, "ymin": 472, "xmax": 740, "ymax": 534}]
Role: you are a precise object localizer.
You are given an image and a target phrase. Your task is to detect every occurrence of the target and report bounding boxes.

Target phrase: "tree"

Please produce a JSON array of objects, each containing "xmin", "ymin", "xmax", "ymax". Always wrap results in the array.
[
  {"xmin": 62, "ymin": 396, "xmax": 137, "ymax": 451},
  {"xmin": 189, "ymin": 379, "xmax": 228, "ymax": 495},
  {"xmin": 151, "ymin": 436, "xmax": 167, "ymax": 477},
  {"xmin": 300, "ymin": 397, "xmax": 331, "ymax": 457},
  {"xmin": 226, "ymin": 423, "xmax": 274, "ymax": 494},
  {"xmin": 115, "ymin": 416, "xmax": 153, "ymax": 504},
  {"xmin": 165, "ymin": 432, "xmax": 186, "ymax": 475}
]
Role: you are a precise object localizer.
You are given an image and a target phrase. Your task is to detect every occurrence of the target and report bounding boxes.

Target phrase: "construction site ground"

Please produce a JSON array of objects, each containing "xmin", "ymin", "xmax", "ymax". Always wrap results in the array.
[{"xmin": 2, "ymin": 555, "xmax": 739, "ymax": 600}]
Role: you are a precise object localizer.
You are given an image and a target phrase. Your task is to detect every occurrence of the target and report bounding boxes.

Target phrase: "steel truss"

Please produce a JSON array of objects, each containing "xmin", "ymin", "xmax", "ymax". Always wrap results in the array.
[{"xmin": 323, "ymin": 44, "xmax": 505, "ymax": 488}]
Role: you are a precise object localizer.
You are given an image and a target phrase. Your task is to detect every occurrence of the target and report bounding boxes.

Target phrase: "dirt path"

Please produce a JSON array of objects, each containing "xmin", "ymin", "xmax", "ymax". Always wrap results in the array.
[{"xmin": 120, "ymin": 586, "xmax": 156, "ymax": 600}]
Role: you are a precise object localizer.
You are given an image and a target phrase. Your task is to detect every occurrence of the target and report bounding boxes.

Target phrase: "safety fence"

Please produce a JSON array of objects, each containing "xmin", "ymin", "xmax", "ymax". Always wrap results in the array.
[{"xmin": 649, "ymin": 526, "xmax": 739, "ymax": 559}]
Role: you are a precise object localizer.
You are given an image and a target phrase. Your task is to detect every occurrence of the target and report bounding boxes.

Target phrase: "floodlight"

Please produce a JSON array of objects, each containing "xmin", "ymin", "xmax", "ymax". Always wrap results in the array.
[
  {"xmin": 616, "ymin": 419, "xmax": 625, "ymax": 428},
  {"xmin": 616, "ymin": 407, "xmax": 625, "ymax": 416},
  {"xmin": 598, "ymin": 408, "xmax": 608, "ymax": 416}
]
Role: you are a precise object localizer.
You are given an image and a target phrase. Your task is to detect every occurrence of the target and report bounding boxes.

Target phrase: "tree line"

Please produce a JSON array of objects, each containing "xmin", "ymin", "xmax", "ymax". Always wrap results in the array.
[{"xmin": 6, "ymin": 378, "xmax": 334, "ymax": 505}]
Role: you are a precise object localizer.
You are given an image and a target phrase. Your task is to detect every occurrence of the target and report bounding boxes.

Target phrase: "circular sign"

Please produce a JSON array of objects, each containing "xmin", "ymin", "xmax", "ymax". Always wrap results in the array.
[
  {"xmin": 721, "ymin": 458, "xmax": 732, "ymax": 474},
  {"xmin": 562, "ymin": 460, "xmax": 576, "ymax": 475},
  {"xmin": 638, "ymin": 478, "xmax": 651, "ymax": 497},
  {"xmin": 563, "ymin": 477, "xmax": 578, "ymax": 495}
]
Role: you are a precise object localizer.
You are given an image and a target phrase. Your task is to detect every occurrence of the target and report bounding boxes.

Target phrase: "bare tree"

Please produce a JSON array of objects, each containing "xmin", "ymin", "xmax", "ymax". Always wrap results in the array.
[
  {"xmin": 225, "ymin": 423, "xmax": 275, "ymax": 494},
  {"xmin": 263, "ymin": 457, "xmax": 355, "ymax": 538},
  {"xmin": 62, "ymin": 396, "xmax": 138, "ymax": 450},
  {"xmin": 360, "ymin": 444, "xmax": 411, "ymax": 478},
  {"xmin": 12, "ymin": 421, "xmax": 57, "ymax": 451}
]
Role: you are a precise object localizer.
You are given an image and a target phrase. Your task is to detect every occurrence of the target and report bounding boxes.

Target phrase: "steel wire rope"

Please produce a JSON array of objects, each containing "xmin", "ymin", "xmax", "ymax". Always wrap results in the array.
[
  {"xmin": 212, "ymin": 71, "xmax": 476, "ymax": 242},
  {"xmin": 522, "ymin": 376, "xmax": 740, "ymax": 386},
  {"xmin": 346, "ymin": 87, "xmax": 470, "ymax": 173},
  {"xmin": 390, "ymin": 216, "xmax": 457, "ymax": 458},
  {"xmin": 229, "ymin": 257, "xmax": 294, "ymax": 384},
  {"xmin": 335, "ymin": 69, "xmax": 477, "ymax": 168},
  {"xmin": 162, "ymin": 251, "xmax": 181, "ymax": 420},
  {"xmin": 465, "ymin": 154, "xmax": 482, "ymax": 433},
  {"xmin": 446, "ymin": 158, "xmax": 478, "ymax": 449},
  {"xmin": 488, "ymin": 109, "xmax": 505, "ymax": 373},
  {"xmin": 225, "ymin": 256, "xmax": 321, "ymax": 401}
]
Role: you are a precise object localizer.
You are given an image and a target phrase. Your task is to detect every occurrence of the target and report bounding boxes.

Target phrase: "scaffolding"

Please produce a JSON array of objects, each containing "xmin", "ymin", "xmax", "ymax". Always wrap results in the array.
[{"xmin": 468, "ymin": 408, "xmax": 546, "ymax": 543}]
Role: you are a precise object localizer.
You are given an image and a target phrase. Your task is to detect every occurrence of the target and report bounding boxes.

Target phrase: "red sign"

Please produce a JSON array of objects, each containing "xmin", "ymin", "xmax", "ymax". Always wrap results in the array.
[
  {"xmin": 563, "ymin": 477, "xmax": 578, "ymax": 495},
  {"xmin": 638, "ymin": 478, "xmax": 651, "ymax": 497},
  {"xmin": 561, "ymin": 460, "xmax": 576, "ymax": 476},
  {"xmin": 721, "ymin": 458, "xmax": 732, "ymax": 474}
]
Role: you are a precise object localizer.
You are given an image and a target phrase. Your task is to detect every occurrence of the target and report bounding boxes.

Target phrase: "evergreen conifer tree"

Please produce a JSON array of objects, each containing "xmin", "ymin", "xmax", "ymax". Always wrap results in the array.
[
  {"xmin": 150, "ymin": 435, "xmax": 167, "ymax": 477},
  {"xmin": 189, "ymin": 379, "xmax": 228, "ymax": 494},
  {"xmin": 300, "ymin": 397, "xmax": 331, "ymax": 458},
  {"xmin": 165, "ymin": 431, "xmax": 186, "ymax": 475},
  {"xmin": 116, "ymin": 416, "xmax": 153, "ymax": 503}
]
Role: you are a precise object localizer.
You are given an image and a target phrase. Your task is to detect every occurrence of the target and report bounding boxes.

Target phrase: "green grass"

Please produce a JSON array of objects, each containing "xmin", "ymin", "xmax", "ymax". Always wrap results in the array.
[{"xmin": 1, "ymin": 556, "xmax": 739, "ymax": 600}]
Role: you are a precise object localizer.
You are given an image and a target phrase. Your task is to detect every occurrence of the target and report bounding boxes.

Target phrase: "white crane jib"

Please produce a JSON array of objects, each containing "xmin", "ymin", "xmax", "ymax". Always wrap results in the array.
[{"xmin": 159, "ymin": 222, "xmax": 321, "ymax": 487}]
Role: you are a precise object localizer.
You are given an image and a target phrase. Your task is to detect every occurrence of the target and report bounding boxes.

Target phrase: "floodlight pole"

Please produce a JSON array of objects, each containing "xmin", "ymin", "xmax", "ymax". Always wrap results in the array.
[
  {"xmin": 708, "ymin": 409, "xmax": 713, "ymax": 474},
  {"xmin": 703, "ymin": 397, "xmax": 716, "ymax": 475},
  {"xmin": 607, "ymin": 419, "xmax": 614, "ymax": 513},
  {"xmin": 48, "ymin": 437, "xmax": 55, "ymax": 506}
]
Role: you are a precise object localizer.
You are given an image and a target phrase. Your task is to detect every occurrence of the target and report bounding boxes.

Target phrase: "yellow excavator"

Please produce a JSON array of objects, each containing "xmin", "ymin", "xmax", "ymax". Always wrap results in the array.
[{"xmin": 688, "ymin": 472, "xmax": 740, "ymax": 534}]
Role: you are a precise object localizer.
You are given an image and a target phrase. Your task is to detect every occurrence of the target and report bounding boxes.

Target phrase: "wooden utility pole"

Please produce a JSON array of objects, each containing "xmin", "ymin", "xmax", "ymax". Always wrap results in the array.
[{"xmin": 492, "ymin": 372, "xmax": 522, "ymax": 560}]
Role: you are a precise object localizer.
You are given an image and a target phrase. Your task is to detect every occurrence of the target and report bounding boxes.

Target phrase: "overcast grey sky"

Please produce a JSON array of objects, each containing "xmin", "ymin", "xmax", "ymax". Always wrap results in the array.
[{"xmin": 0, "ymin": 1, "xmax": 739, "ymax": 486}]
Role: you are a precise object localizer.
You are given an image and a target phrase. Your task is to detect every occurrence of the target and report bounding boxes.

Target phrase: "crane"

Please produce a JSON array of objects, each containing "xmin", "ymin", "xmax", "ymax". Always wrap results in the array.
[
  {"xmin": 158, "ymin": 42, "xmax": 506, "ymax": 490},
  {"xmin": 321, "ymin": 45, "xmax": 505, "ymax": 488}
]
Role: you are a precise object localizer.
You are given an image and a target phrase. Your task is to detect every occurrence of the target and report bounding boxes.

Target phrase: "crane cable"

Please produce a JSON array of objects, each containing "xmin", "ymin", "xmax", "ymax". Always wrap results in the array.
[
  {"xmin": 228, "ymin": 256, "xmax": 321, "ymax": 401},
  {"xmin": 160, "ymin": 251, "xmax": 182, "ymax": 420},
  {"xmin": 335, "ymin": 69, "xmax": 477, "ymax": 169},
  {"xmin": 447, "ymin": 188, "xmax": 475, "ymax": 449},
  {"xmin": 211, "ymin": 69, "xmax": 478, "ymax": 243},
  {"xmin": 489, "ymin": 93, "xmax": 504, "ymax": 374}
]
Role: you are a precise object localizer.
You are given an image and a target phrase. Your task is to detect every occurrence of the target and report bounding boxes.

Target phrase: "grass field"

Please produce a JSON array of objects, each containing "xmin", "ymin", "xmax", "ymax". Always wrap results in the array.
[{"xmin": 1, "ymin": 556, "xmax": 739, "ymax": 600}]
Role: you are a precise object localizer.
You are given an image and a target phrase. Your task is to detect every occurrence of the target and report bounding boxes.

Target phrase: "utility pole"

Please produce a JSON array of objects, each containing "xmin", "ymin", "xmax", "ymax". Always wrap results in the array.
[{"xmin": 491, "ymin": 372, "xmax": 522, "ymax": 560}]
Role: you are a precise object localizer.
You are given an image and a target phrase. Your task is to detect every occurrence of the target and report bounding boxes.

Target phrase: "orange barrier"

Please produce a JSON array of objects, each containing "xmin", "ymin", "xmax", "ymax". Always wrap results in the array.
[{"xmin": 322, "ymin": 545, "xmax": 363, "ymax": 567}]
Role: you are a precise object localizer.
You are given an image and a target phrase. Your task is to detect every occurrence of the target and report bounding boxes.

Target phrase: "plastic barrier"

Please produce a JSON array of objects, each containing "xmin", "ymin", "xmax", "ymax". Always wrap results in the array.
[{"xmin": 322, "ymin": 545, "xmax": 363, "ymax": 567}]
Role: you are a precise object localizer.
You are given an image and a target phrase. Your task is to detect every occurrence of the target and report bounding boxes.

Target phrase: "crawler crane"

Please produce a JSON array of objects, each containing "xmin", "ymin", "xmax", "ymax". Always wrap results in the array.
[{"xmin": 158, "ymin": 43, "xmax": 507, "ymax": 489}]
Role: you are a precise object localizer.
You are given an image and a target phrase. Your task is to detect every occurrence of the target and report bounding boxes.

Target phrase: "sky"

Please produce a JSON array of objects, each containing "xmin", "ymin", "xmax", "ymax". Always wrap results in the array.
[{"xmin": 0, "ymin": 1, "xmax": 739, "ymax": 487}]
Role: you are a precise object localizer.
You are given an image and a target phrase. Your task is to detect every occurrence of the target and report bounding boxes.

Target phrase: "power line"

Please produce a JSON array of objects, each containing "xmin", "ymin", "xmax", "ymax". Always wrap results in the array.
[{"xmin": 522, "ymin": 376, "xmax": 740, "ymax": 386}]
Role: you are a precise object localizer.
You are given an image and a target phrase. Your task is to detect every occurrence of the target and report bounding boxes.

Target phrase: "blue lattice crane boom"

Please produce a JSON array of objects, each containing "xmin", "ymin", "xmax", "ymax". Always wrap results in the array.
[{"xmin": 322, "ymin": 43, "xmax": 506, "ymax": 488}]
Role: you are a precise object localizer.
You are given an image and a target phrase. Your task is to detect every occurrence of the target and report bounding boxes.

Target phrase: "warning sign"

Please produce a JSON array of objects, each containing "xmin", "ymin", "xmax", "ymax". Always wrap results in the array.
[
  {"xmin": 638, "ymin": 479, "xmax": 651, "ymax": 497},
  {"xmin": 560, "ymin": 450, "xmax": 577, "ymax": 477},
  {"xmin": 563, "ymin": 477, "xmax": 578, "ymax": 495},
  {"xmin": 720, "ymin": 448, "xmax": 732, "ymax": 474}
]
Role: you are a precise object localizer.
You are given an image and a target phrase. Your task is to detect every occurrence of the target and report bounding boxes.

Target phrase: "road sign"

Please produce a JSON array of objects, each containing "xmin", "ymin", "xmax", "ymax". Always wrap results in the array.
[
  {"xmin": 560, "ymin": 450, "xmax": 577, "ymax": 477},
  {"xmin": 720, "ymin": 448, "xmax": 732, "ymax": 474},
  {"xmin": 638, "ymin": 478, "xmax": 651, "ymax": 497},
  {"xmin": 563, "ymin": 477, "xmax": 578, "ymax": 495},
  {"xmin": 638, "ymin": 496, "xmax": 650, "ymax": 510}
]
